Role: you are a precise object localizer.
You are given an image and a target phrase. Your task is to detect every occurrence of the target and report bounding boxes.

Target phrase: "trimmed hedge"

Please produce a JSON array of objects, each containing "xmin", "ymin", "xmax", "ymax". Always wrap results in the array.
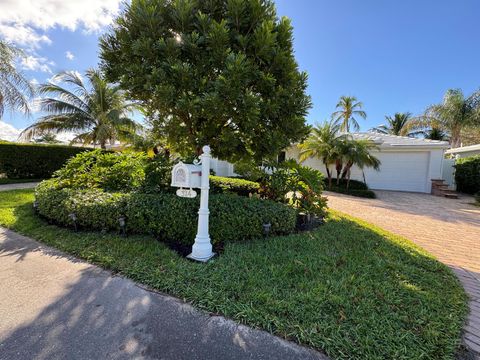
[
  {"xmin": 323, "ymin": 178, "xmax": 376, "ymax": 198},
  {"xmin": 35, "ymin": 180, "xmax": 296, "ymax": 246},
  {"xmin": 454, "ymin": 155, "xmax": 480, "ymax": 194},
  {"xmin": 0, "ymin": 143, "xmax": 90, "ymax": 179},
  {"xmin": 210, "ymin": 175, "xmax": 260, "ymax": 196}
]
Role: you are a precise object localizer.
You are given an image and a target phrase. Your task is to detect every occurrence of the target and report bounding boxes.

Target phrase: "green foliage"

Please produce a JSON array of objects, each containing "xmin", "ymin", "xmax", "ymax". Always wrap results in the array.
[
  {"xmin": 35, "ymin": 180, "xmax": 296, "ymax": 246},
  {"xmin": 232, "ymin": 160, "xmax": 265, "ymax": 182},
  {"xmin": 51, "ymin": 149, "xmax": 147, "ymax": 192},
  {"xmin": 210, "ymin": 175, "xmax": 259, "ymax": 196},
  {"xmin": 141, "ymin": 154, "xmax": 175, "ymax": 193},
  {"xmin": 331, "ymin": 95, "xmax": 366, "ymax": 132},
  {"xmin": 0, "ymin": 142, "xmax": 88, "ymax": 179},
  {"xmin": 1, "ymin": 188, "xmax": 468, "ymax": 360},
  {"xmin": 454, "ymin": 155, "xmax": 480, "ymax": 194},
  {"xmin": 20, "ymin": 69, "xmax": 139, "ymax": 149},
  {"xmin": 100, "ymin": 0, "xmax": 311, "ymax": 162},
  {"xmin": 323, "ymin": 178, "xmax": 376, "ymax": 198},
  {"xmin": 260, "ymin": 160, "xmax": 327, "ymax": 216}
]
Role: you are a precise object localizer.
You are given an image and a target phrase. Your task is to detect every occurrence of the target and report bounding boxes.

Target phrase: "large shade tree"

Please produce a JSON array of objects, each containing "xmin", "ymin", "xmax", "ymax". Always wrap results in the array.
[
  {"xmin": 0, "ymin": 40, "xmax": 34, "ymax": 117},
  {"xmin": 331, "ymin": 96, "xmax": 366, "ymax": 133},
  {"xmin": 100, "ymin": 0, "xmax": 311, "ymax": 162},
  {"xmin": 21, "ymin": 69, "xmax": 138, "ymax": 149}
]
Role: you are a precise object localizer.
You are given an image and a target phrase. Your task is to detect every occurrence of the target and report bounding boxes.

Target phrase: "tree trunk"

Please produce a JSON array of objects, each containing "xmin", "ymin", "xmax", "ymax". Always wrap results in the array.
[
  {"xmin": 341, "ymin": 161, "xmax": 352, "ymax": 179},
  {"xmin": 100, "ymin": 142, "xmax": 106, "ymax": 150},
  {"xmin": 325, "ymin": 164, "xmax": 332, "ymax": 189},
  {"xmin": 335, "ymin": 159, "xmax": 342, "ymax": 185},
  {"xmin": 346, "ymin": 170, "xmax": 351, "ymax": 191}
]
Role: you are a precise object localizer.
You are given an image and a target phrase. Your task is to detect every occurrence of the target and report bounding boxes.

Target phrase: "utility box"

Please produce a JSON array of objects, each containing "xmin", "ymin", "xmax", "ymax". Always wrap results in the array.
[{"xmin": 171, "ymin": 162, "xmax": 202, "ymax": 188}]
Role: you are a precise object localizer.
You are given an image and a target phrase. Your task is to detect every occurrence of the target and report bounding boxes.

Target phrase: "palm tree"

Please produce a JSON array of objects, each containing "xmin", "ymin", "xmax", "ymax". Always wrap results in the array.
[
  {"xmin": 421, "ymin": 89, "xmax": 480, "ymax": 147},
  {"xmin": 372, "ymin": 112, "xmax": 421, "ymax": 137},
  {"xmin": 340, "ymin": 138, "xmax": 381, "ymax": 190},
  {"xmin": 424, "ymin": 127, "xmax": 448, "ymax": 141},
  {"xmin": 21, "ymin": 69, "xmax": 138, "ymax": 149},
  {"xmin": 332, "ymin": 96, "xmax": 367, "ymax": 132},
  {"xmin": 0, "ymin": 41, "xmax": 35, "ymax": 117},
  {"xmin": 298, "ymin": 120, "xmax": 344, "ymax": 189}
]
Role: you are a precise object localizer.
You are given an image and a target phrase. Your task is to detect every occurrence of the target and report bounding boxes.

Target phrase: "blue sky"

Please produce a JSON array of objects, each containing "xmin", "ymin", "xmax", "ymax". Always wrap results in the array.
[{"xmin": 1, "ymin": 0, "xmax": 480, "ymax": 136}]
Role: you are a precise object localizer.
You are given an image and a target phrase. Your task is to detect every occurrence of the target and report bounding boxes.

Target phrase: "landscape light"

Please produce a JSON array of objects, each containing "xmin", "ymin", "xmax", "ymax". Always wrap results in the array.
[
  {"xmin": 68, "ymin": 212, "xmax": 78, "ymax": 232},
  {"xmin": 118, "ymin": 216, "xmax": 127, "ymax": 237}
]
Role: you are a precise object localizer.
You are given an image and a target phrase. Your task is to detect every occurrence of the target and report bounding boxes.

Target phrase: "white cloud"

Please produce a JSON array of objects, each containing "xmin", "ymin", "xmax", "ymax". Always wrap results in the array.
[
  {"xmin": 21, "ymin": 55, "xmax": 54, "ymax": 73},
  {"xmin": 65, "ymin": 51, "xmax": 74, "ymax": 60},
  {"xmin": 0, "ymin": 0, "xmax": 121, "ymax": 49},
  {"xmin": 0, "ymin": 23, "xmax": 51, "ymax": 50},
  {"xmin": 0, "ymin": 121, "xmax": 21, "ymax": 142}
]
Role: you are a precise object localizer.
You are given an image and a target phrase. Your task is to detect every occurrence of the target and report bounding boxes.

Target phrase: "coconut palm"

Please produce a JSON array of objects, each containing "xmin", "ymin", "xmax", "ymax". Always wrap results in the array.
[
  {"xmin": 420, "ymin": 89, "xmax": 480, "ymax": 147},
  {"xmin": 0, "ymin": 40, "xmax": 35, "ymax": 117},
  {"xmin": 21, "ymin": 69, "xmax": 138, "ymax": 149},
  {"xmin": 332, "ymin": 96, "xmax": 367, "ymax": 132},
  {"xmin": 340, "ymin": 138, "xmax": 381, "ymax": 190},
  {"xmin": 372, "ymin": 112, "xmax": 422, "ymax": 137},
  {"xmin": 298, "ymin": 120, "xmax": 344, "ymax": 189}
]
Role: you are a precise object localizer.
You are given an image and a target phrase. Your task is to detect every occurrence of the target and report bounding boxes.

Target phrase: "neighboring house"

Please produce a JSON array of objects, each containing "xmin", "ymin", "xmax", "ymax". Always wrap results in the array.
[
  {"xmin": 286, "ymin": 133, "xmax": 450, "ymax": 193},
  {"xmin": 445, "ymin": 144, "xmax": 480, "ymax": 159}
]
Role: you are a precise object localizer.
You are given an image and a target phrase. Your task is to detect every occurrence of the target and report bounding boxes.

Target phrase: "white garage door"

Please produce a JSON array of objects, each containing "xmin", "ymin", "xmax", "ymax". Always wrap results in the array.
[{"xmin": 352, "ymin": 151, "xmax": 430, "ymax": 193}]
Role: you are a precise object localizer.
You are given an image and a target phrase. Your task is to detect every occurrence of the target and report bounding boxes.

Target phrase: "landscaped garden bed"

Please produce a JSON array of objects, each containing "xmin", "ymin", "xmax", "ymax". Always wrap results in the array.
[
  {"xmin": 323, "ymin": 178, "xmax": 376, "ymax": 198},
  {"xmin": 0, "ymin": 188, "xmax": 467, "ymax": 360}
]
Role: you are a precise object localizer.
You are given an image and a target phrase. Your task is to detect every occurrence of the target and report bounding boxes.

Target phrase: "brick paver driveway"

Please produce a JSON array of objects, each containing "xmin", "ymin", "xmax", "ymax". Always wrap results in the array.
[{"xmin": 326, "ymin": 191, "xmax": 480, "ymax": 357}]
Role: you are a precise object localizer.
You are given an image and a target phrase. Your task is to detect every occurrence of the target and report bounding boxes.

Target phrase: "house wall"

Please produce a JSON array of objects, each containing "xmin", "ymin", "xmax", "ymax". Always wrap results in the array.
[
  {"xmin": 451, "ymin": 149, "xmax": 480, "ymax": 158},
  {"xmin": 286, "ymin": 146, "xmax": 445, "ymax": 193}
]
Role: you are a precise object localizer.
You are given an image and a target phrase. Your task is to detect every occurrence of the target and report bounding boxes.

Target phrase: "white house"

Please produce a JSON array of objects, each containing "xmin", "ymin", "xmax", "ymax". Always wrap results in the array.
[
  {"xmin": 445, "ymin": 144, "xmax": 480, "ymax": 159},
  {"xmin": 286, "ymin": 133, "xmax": 450, "ymax": 193}
]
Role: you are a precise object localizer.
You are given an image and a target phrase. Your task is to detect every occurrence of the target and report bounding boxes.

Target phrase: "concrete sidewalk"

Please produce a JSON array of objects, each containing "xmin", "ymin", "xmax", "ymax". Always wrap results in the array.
[
  {"xmin": 0, "ymin": 227, "xmax": 328, "ymax": 360},
  {"xmin": 0, "ymin": 182, "xmax": 39, "ymax": 192}
]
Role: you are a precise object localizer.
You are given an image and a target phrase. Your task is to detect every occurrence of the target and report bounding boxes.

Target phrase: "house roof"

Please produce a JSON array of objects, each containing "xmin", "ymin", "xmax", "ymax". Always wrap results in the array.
[
  {"xmin": 445, "ymin": 144, "xmax": 480, "ymax": 154},
  {"xmin": 351, "ymin": 132, "xmax": 450, "ymax": 149}
]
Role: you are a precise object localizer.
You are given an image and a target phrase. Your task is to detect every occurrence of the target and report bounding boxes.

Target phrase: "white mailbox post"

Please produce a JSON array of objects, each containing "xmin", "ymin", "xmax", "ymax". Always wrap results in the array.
[{"xmin": 171, "ymin": 145, "xmax": 215, "ymax": 262}]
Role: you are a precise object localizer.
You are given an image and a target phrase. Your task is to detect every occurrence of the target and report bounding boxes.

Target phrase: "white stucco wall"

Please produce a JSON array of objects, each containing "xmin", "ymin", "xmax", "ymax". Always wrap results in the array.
[{"xmin": 286, "ymin": 146, "xmax": 446, "ymax": 193}]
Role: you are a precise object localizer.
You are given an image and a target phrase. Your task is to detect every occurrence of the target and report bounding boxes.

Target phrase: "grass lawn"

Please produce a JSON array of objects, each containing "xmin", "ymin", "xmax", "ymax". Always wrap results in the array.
[
  {"xmin": 0, "ymin": 189, "xmax": 467, "ymax": 360},
  {"xmin": 0, "ymin": 178, "xmax": 42, "ymax": 185}
]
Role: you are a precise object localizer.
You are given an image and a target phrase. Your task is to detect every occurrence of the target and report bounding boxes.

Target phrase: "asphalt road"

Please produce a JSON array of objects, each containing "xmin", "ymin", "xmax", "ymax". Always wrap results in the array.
[{"xmin": 0, "ymin": 227, "xmax": 328, "ymax": 360}]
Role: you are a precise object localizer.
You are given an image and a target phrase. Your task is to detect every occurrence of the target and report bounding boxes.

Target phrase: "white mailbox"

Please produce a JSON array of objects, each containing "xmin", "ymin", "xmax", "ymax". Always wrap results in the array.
[{"xmin": 171, "ymin": 162, "xmax": 202, "ymax": 189}]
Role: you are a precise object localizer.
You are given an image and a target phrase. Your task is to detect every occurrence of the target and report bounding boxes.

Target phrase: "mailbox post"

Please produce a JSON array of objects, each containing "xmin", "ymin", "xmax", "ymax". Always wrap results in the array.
[
  {"xmin": 171, "ymin": 145, "xmax": 215, "ymax": 262},
  {"xmin": 188, "ymin": 145, "xmax": 215, "ymax": 262}
]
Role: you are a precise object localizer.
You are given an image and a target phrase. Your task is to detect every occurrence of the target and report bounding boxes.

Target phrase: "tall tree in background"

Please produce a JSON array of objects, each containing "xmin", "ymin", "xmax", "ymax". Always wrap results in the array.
[
  {"xmin": 21, "ymin": 69, "xmax": 138, "ymax": 149},
  {"xmin": 422, "ymin": 89, "xmax": 480, "ymax": 147},
  {"xmin": 332, "ymin": 96, "xmax": 366, "ymax": 132},
  {"xmin": 372, "ymin": 112, "xmax": 421, "ymax": 137},
  {"xmin": 100, "ymin": 0, "xmax": 311, "ymax": 162},
  {"xmin": 0, "ymin": 40, "xmax": 34, "ymax": 117}
]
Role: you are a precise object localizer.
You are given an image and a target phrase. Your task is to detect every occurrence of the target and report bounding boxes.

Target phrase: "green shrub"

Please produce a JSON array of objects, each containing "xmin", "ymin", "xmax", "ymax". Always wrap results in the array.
[
  {"xmin": 210, "ymin": 176, "xmax": 260, "ymax": 196},
  {"xmin": 260, "ymin": 160, "xmax": 327, "ymax": 216},
  {"xmin": 475, "ymin": 192, "xmax": 480, "ymax": 205},
  {"xmin": 455, "ymin": 155, "xmax": 480, "ymax": 194},
  {"xmin": 141, "ymin": 155, "xmax": 175, "ymax": 193},
  {"xmin": 52, "ymin": 150, "xmax": 147, "ymax": 192},
  {"xmin": 324, "ymin": 178, "xmax": 369, "ymax": 190},
  {"xmin": 35, "ymin": 180, "xmax": 296, "ymax": 246},
  {"xmin": 0, "ymin": 142, "xmax": 89, "ymax": 179}
]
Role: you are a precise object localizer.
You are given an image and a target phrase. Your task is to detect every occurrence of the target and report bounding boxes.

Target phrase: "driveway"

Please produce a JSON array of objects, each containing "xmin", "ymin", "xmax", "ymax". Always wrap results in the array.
[
  {"xmin": 0, "ymin": 182, "xmax": 39, "ymax": 192},
  {"xmin": 0, "ymin": 227, "xmax": 327, "ymax": 360},
  {"xmin": 326, "ymin": 190, "xmax": 480, "ymax": 357}
]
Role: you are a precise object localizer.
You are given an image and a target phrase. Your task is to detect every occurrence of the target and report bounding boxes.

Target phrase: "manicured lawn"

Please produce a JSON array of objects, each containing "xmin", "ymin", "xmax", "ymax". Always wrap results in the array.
[
  {"xmin": 0, "ymin": 178, "xmax": 41, "ymax": 185},
  {"xmin": 0, "ymin": 189, "xmax": 467, "ymax": 360}
]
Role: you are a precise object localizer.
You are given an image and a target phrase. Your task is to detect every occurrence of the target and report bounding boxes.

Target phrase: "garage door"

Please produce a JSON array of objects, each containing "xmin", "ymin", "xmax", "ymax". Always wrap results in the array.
[{"xmin": 351, "ymin": 151, "xmax": 430, "ymax": 193}]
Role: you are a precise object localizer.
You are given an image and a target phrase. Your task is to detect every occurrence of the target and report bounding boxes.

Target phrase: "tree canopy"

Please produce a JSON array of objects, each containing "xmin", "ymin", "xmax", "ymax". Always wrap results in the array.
[{"xmin": 100, "ymin": 0, "xmax": 311, "ymax": 162}]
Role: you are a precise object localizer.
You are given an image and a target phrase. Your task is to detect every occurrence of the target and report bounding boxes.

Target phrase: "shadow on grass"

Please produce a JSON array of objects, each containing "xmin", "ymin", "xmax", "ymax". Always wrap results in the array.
[{"xmin": 0, "ymin": 191, "xmax": 469, "ymax": 360}]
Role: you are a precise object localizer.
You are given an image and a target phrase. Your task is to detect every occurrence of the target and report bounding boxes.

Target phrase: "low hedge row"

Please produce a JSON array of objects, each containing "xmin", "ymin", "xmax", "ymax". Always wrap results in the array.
[
  {"xmin": 323, "ymin": 178, "xmax": 376, "ymax": 198},
  {"xmin": 35, "ymin": 180, "xmax": 296, "ymax": 246},
  {"xmin": 0, "ymin": 142, "xmax": 90, "ymax": 179},
  {"xmin": 210, "ymin": 175, "xmax": 260, "ymax": 196},
  {"xmin": 455, "ymin": 155, "xmax": 480, "ymax": 194}
]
